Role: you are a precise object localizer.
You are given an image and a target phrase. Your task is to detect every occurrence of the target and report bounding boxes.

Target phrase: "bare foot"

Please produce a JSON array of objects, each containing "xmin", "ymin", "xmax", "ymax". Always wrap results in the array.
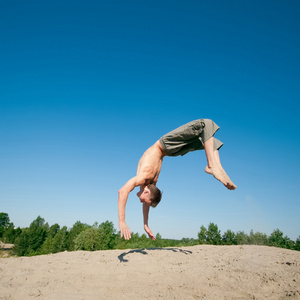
[{"xmin": 205, "ymin": 165, "xmax": 237, "ymax": 190}]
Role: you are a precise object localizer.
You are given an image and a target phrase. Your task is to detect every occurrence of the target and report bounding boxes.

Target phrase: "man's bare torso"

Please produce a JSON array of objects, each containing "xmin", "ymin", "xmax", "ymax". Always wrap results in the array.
[{"xmin": 136, "ymin": 140, "xmax": 166, "ymax": 185}]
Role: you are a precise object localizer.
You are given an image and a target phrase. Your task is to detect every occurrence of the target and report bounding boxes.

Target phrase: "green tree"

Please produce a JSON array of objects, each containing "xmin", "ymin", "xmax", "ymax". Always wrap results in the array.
[
  {"xmin": 66, "ymin": 221, "xmax": 89, "ymax": 251},
  {"xmin": 0, "ymin": 212, "xmax": 13, "ymax": 228},
  {"xmin": 2, "ymin": 227, "xmax": 22, "ymax": 244},
  {"xmin": 268, "ymin": 229, "xmax": 293, "ymax": 249},
  {"xmin": 222, "ymin": 230, "xmax": 237, "ymax": 245},
  {"xmin": 48, "ymin": 224, "xmax": 60, "ymax": 238},
  {"xmin": 154, "ymin": 233, "xmax": 163, "ymax": 247},
  {"xmin": 51, "ymin": 226, "xmax": 68, "ymax": 253},
  {"xmin": 40, "ymin": 223, "xmax": 61, "ymax": 253},
  {"xmin": 294, "ymin": 236, "xmax": 300, "ymax": 251},
  {"xmin": 206, "ymin": 223, "xmax": 222, "ymax": 245},
  {"xmin": 285, "ymin": 238, "xmax": 295, "ymax": 250},
  {"xmin": 0, "ymin": 212, "xmax": 14, "ymax": 239},
  {"xmin": 40, "ymin": 226, "xmax": 68, "ymax": 254},
  {"xmin": 235, "ymin": 231, "xmax": 250, "ymax": 245},
  {"xmin": 249, "ymin": 230, "xmax": 268, "ymax": 245},
  {"xmin": 98, "ymin": 221, "xmax": 117, "ymax": 250},
  {"xmin": 198, "ymin": 225, "xmax": 207, "ymax": 244},
  {"xmin": 74, "ymin": 227, "xmax": 101, "ymax": 251},
  {"xmin": 40, "ymin": 235, "xmax": 54, "ymax": 254},
  {"xmin": 14, "ymin": 216, "xmax": 49, "ymax": 256},
  {"xmin": 13, "ymin": 229, "xmax": 30, "ymax": 256}
]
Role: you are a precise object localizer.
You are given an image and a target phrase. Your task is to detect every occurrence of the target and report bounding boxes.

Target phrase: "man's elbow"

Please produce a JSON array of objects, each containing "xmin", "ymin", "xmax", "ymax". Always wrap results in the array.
[{"xmin": 118, "ymin": 188, "xmax": 126, "ymax": 201}]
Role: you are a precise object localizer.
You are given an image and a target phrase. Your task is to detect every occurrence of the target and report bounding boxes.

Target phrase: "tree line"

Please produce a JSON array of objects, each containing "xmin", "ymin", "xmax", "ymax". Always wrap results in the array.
[{"xmin": 0, "ymin": 212, "xmax": 299, "ymax": 256}]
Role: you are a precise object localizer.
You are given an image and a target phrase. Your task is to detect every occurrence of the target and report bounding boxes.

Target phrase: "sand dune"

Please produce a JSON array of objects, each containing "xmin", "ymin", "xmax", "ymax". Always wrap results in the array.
[{"xmin": 1, "ymin": 245, "xmax": 299, "ymax": 299}]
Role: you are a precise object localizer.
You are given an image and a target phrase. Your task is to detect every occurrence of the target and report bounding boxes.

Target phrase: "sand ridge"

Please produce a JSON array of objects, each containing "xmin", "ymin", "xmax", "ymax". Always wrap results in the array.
[{"xmin": 1, "ymin": 245, "xmax": 299, "ymax": 299}]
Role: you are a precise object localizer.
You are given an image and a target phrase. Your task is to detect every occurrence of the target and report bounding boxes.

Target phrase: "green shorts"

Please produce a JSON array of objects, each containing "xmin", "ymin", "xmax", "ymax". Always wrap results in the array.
[{"xmin": 159, "ymin": 119, "xmax": 223, "ymax": 157}]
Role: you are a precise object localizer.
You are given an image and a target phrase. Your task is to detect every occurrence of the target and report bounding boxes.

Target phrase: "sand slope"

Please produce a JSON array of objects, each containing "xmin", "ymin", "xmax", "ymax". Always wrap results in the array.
[{"xmin": 1, "ymin": 245, "xmax": 299, "ymax": 300}]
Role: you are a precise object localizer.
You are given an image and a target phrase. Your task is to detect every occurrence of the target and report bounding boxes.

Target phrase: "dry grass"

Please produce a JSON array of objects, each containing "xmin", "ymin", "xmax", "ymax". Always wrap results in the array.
[{"xmin": 0, "ymin": 250, "xmax": 14, "ymax": 258}]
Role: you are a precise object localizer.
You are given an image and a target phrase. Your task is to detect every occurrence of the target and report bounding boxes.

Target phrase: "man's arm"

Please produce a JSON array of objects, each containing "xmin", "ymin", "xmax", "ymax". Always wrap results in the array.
[
  {"xmin": 118, "ymin": 176, "xmax": 144, "ymax": 240},
  {"xmin": 143, "ymin": 203, "xmax": 156, "ymax": 240}
]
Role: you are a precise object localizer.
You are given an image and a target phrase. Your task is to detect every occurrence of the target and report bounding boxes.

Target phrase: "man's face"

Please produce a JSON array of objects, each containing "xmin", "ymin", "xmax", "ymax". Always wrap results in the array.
[{"xmin": 137, "ymin": 185, "xmax": 152, "ymax": 205}]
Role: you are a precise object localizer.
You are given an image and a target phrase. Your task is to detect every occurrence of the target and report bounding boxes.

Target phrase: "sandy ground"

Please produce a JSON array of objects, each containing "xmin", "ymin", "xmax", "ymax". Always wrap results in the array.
[{"xmin": 0, "ymin": 245, "xmax": 299, "ymax": 300}]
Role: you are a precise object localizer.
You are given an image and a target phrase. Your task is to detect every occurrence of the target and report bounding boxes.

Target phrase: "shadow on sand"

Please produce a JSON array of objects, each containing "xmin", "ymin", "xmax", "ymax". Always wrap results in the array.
[{"xmin": 118, "ymin": 247, "xmax": 192, "ymax": 262}]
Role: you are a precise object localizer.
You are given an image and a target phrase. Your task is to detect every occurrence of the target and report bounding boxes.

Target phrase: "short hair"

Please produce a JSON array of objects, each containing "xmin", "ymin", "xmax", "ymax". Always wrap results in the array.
[{"xmin": 148, "ymin": 184, "xmax": 162, "ymax": 207}]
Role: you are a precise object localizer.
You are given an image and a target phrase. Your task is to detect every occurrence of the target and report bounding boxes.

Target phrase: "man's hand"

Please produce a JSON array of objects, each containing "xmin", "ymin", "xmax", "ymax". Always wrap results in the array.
[
  {"xmin": 119, "ymin": 221, "xmax": 132, "ymax": 240},
  {"xmin": 118, "ymin": 176, "xmax": 144, "ymax": 241},
  {"xmin": 144, "ymin": 224, "xmax": 156, "ymax": 240}
]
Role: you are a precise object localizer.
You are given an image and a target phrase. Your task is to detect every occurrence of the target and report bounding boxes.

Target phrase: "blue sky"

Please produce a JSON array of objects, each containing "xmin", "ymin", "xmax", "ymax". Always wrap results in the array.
[{"xmin": 1, "ymin": 0, "xmax": 299, "ymax": 241}]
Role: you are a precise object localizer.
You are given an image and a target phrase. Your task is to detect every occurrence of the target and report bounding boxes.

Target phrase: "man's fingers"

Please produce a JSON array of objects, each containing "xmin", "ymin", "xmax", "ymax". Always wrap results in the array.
[
  {"xmin": 146, "ymin": 230, "xmax": 156, "ymax": 240},
  {"xmin": 121, "ymin": 229, "xmax": 131, "ymax": 240},
  {"xmin": 120, "ymin": 224, "xmax": 131, "ymax": 240}
]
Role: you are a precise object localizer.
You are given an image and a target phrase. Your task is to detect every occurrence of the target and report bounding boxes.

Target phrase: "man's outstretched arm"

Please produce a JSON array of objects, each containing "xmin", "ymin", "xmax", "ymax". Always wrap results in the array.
[
  {"xmin": 118, "ymin": 176, "xmax": 144, "ymax": 240},
  {"xmin": 143, "ymin": 203, "xmax": 156, "ymax": 240}
]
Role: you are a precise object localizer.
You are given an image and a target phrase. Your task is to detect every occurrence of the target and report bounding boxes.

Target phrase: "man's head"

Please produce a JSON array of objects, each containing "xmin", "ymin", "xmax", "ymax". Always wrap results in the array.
[{"xmin": 137, "ymin": 184, "xmax": 162, "ymax": 207}]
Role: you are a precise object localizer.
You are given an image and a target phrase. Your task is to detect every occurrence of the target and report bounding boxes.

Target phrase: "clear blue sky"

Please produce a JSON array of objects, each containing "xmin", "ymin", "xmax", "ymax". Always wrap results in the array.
[{"xmin": 1, "ymin": 0, "xmax": 299, "ymax": 240}]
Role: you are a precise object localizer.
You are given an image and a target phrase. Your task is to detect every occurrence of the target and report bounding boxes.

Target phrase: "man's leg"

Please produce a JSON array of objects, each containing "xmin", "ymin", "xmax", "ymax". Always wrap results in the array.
[{"xmin": 204, "ymin": 137, "xmax": 236, "ymax": 190}]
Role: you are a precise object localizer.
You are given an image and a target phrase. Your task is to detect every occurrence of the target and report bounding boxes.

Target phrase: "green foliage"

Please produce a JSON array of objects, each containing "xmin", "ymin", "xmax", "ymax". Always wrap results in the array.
[
  {"xmin": 48, "ymin": 224, "xmax": 60, "ymax": 238},
  {"xmin": 74, "ymin": 221, "xmax": 117, "ymax": 251},
  {"xmin": 222, "ymin": 230, "xmax": 237, "ymax": 245},
  {"xmin": 98, "ymin": 221, "xmax": 117, "ymax": 250},
  {"xmin": 206, "ymin": 223, "xmax": 222, "ymax": 245},
  {"xmin": 13, "ymin": 229, "xmax": 29, "ymax": 256},
  {"xmin": 2, "ymin": 212, "xmax": 299, "ymax": 256},
  {"xmin": 268, "ymin": 229, "xmax": 295, "ymax": 249},
  {"xmin": 268, "ymin": 229, "xmax": 285, "ymax": 247},
  {"xmin": 52, "ymin": 226, "xmax": 68, "ymax": 252},
  {"xmin": 116, "ymin": 232, "xmax": 144, "ymax": 249},
  {"xmin": 65, "ymin": 221, "xmax": 89, "ymax": 251},
  {"xmin": 197, "ymin": 223, "xmax": 222, "ymax": 245},
  {"xmin": 1, "ymin": 227, "xmax": 22, "ymax": 244},
  {"xmin": 179, "ymin": 237, "xmax": 198, "ymax": 246},
  {"xmin": 235, "ymin": 231, "xmax": 250, "ymax": 245},
  {"xmin": 198, "ymin": 225, "xmax": 207, "ymax": 244},
  {"xmin": 249, "ymin": 230, "xmax": 268, "ymax": 245},
  {"xmin": 115, "ymin": 232, "xmax": 169, "ymax": 249},
  {"xmin": 13, "ymin": 216, "xmax": 49, "ymax": 256},
  {"xmin": 295, "ymin": 236, "xmax": 300, "ymax": 251},
  {"xmin": 0, "ymin": 212, "xmax": 14, "ymax": 240},
  {"xmin": 156, "ymin": 237, "xmax": 180, "ymax": 247},
  {"xmin": 0, "ymin": 212, "xmax": 13, "ymax": 228},
  {"xmin": 40, "ymin": 226, "xmax": 68, "ymax": 254},
  {"xmin": 74, "ymin": 227, "xmax": 101, "ymax": 251}
]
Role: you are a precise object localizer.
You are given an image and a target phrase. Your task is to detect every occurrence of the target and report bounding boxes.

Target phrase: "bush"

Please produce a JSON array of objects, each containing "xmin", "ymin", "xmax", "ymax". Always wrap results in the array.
[
  {"xmin": 74, "ymin": 221, "xmax": 117, "ymax": 251},
  {"xmin": 74, "ymin": 227, "xmax": 101, "ymax": 251}
]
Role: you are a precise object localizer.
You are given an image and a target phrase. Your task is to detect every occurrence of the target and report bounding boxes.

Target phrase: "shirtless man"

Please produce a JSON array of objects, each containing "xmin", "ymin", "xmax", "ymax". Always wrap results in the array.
[{"xmin": 118, "ymin": 119, "xmax": 236, "ymax": 240}]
